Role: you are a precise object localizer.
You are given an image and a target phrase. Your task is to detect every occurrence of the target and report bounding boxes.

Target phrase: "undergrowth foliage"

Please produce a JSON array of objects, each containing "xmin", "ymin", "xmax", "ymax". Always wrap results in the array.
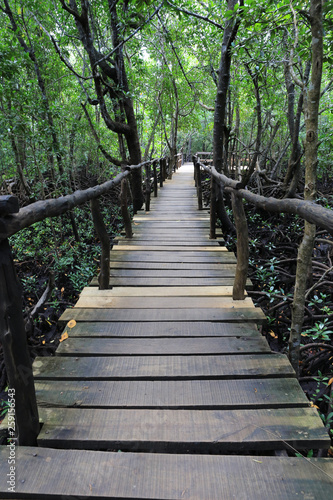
[{"xmin": 224, "ymin": 193, "xmax": 333, "ymax": 446}]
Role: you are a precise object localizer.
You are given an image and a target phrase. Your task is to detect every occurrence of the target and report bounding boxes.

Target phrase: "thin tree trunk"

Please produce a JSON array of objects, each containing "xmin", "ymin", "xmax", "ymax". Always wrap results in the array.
[{"xmin": 289, "ymin": 0, "xmax": 323, "ymax": 376}]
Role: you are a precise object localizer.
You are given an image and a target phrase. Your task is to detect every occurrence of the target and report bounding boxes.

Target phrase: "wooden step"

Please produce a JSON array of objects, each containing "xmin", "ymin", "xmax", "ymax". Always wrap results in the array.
[
  {"xmin": 33, "ymin": 353, "xmax": 293, "ymax": 380},
  {"xmin": 90, "ymin": 277, "xmax": 253, "ymax": 287},
  {"xmin": 4, "ymin": 448, "xmax": 329, "ymax": 500},
  {"xmin": 55, "ymin": 336, "xmax": 271, "ymax": 356},
  {"xmin": 106, "ymin": 269, "xmax": 238, "ymax": 279},
  {"xmin": 35, "ymin": 378, "xmax": 309, "ymax": 409},
  {"xmin": 74, "ymin": 296, "xmax": 255, "ymax": 309},
  {"xmin": 114, "ymin": 244, "xmax": 227, "ymax": 250},
  {"xmin": 108, "ymin": 251, "xmax": 237, "ymax": 263},
  {"xmin": 79, "ymin": 286, "xmax": 241, "ymax": 297},
  {"xmin": 60, "ymin": 307, "xmax": 265, "ymax": 323},
  {"xmin": 36, "ymin": 407, "xmax": 329, "ymax": 452},
  {"xmin": 58, "ymin": 321, "xmax": 259, "ymax": 338}
]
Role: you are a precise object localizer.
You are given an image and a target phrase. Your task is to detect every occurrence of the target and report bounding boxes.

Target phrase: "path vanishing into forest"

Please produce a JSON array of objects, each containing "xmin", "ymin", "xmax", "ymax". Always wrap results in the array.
[{"xmin": 1, "ymin": 163, "xmax": 333, "ymax": 498}]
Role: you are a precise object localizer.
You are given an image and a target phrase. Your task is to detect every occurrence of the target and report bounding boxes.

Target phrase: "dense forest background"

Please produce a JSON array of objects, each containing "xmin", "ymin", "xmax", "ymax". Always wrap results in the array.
[{"xmin": 1, "ymin": 0, "xmax": 333, "ymax": 443}]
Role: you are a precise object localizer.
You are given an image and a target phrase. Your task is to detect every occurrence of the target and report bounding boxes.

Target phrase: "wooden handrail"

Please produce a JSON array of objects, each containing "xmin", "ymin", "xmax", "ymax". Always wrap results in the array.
[
  {"xmin": 0, "ymin": 155, "xmax": 171, "ymax": 448},
  {"xmin": 193, "ymin": 155, "xmax": 333, "ymax": 301}
]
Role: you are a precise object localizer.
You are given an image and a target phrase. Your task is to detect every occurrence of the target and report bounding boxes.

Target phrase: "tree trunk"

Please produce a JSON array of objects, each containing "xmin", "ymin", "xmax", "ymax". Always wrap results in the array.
[
  {"xmin": 213, "ymin": 0, "xmax": 242, "ymax": 233},
  {"xmin": 289, "ymin": 0, "xmax": 323, "ymax": 376}
]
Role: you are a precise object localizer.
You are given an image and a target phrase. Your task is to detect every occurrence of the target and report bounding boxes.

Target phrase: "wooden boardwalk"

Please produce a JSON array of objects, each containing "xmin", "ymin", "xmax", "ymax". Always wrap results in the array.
[{"xmin": 1, "ymin": 163, "xmax": 333, "ymax": 498}]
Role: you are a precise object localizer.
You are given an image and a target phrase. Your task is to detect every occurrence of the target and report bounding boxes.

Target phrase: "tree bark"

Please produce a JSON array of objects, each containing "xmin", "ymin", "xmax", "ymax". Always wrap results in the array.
[
  {"xmin": 212, "ymin": 0, "xmax": 242, "ymax": 233},
  {"xmin": 90, "ymin": 198, "xmax": 110, "ymax": 290},
  {"xmin": 231, "ymin": 193, "xmax": 249, "ymax": 300},
  {"xmin": 289, "ymin": 0, "xmax": 323, "ymax": 376}
]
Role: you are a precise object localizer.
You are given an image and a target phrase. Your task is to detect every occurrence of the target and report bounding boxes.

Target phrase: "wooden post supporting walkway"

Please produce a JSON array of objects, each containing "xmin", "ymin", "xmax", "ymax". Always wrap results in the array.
[{"xmin": 1, "ymin": 164, "xmax": 333, "ymax": 498}]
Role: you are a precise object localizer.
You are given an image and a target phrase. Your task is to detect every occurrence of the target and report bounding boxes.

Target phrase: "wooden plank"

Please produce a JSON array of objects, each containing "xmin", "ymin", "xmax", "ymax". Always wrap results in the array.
[
  {"xmin": 90, "ymin": 277, "xmax": 253, "ymax": 287},
  {"xmin": 116, "ymin": 237, "xmax": 225, "ymax": 244},
  {"xmin": 60, "ymin": 307, "xmax": 265, "ymax": 323},
  {"xmin": 74, "ymin": 296, "xmax": 255, "ymax": 309},
  {"xmin": 113, "ymin": 245, "xmax": 228, "ymax": 251},
  {"xmin": 109, "ymin": 252, "xmax": 237, "ymax": 263},
  {"xmin": 36, "ymin": 407, "xmax": 329, "ymax": 452},
  {"xmin": 34, "ymin": 378, "xmax": 310, "ymax": 409},
  {"xmin": 8, "ymin": 448, "xmax": 333, "ymax": 500},
  {"xmin": 122, "ymin": 233, "xmax": 221, "ymax": 239},
  {"xmin": 60, "ymin": 321, "xmax": 259, "ymax": 338},
  {"xmin": 132, "ymin": 217, "xmax": 211, "ymax": 221},
  {"xmin": 108, "ymin": 262, "xmax": 237, "ymax": 270},
  {"xmin": 115, "ymin": 242, "xmax": 225, "ymax": 249},
  {"xmin": 33, "ymin": 353, "xmax": 293, "ymax": 380},
  {"xmin": 106, "ymin": 269, "xmax": 238, "ymax": 279},
  {"xmin": 55, "ymin": 336, "xmax": 270, "ymax": 356},
  {"xmin": 79, "ymin": 286, "xmax": 242, "ymax": 297}
]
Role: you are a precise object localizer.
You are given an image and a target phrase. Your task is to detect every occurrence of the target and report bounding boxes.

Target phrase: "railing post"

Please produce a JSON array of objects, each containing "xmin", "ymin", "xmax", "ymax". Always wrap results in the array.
[
  {"xmin": 194, "ymin": 161, "xmax": 203, "ymax": 210},
  {"xmin": 210, "ymin": 177, "xmax": 217, "ymax": 239},
  {"xmin": 168, "ymin": 157, "xmax": 173, "ymax": 180},
  {"xmin": 231, "ymin": 192, "xmax": 249, "ymax": 300},
  {"xmin": 153, "ymin": 160, "xmax": 158, "ymax": 197},
  {"xmin": 0, "ymin": 196, "xmax": 40, "ymax": 446},
  {"xmin": 160, "ymin": 158, "xmax": 164, "ymax": 188},
  {"xmin": 120, "ymin": 166, "xmax": 133, "ymax": 238},
  {"xmin": 145, "ymin": 161, "xmax": 151, "ymax": 211},
  {"xmin": 90, "ymin": 198, "xmax": 110, "ymax": 290}
]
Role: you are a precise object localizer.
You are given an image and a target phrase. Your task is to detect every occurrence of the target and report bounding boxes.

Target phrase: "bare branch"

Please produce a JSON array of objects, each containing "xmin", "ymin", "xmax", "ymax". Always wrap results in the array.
[
  {"xmin": 165, "ymin": 1, "xmax": 224, "ymax": 29},
  {"xmin": 93, "ymin": 2, "xmax": 164, "ymax": 69}
]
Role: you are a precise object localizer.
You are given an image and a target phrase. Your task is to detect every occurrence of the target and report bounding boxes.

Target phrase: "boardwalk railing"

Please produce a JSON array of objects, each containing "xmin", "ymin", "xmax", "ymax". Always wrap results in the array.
[
  {"xmin": 0, "ymin": 153, "xmax": 183, "ymax": 446},
  {"xmin": 193, "ymin": 155, "xmax": 333, "ymax": 299}
]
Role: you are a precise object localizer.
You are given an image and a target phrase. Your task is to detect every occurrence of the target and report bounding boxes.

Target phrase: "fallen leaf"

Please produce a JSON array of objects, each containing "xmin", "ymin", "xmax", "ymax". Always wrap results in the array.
[
  {"xmin": 42, "ymin": 340, "xmax": 46, "ymax": 345},
  {"xmin": 269, "ymin": 330, "xmax": 278, "ymax": 339},
  {"xmin": 59, "ymin": 331, "xmax": 68, "ymax": 343},
  {"xmin": 67, "ymin": 320, "xmax": 77, "ymax": 329},
  {"xmin": 328, "ymin": 377, "xmax": 333, "ymax": 386},
  {"xmin": 310, "ymin": 402, "xmax": 319, "ymax": 409},
  {"xmin": 253, "ymin": 459, "xmax": 262, "ymax": 463}
]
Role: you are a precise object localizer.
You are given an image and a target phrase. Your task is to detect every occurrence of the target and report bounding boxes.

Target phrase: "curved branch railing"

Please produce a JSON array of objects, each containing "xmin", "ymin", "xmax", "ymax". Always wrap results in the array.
[
  {"xmin": 193, "ymin": 155, "xmax": 333, "ymax": 301},
  {"xmin": 0, "ymin": 153, "xmax": 182, "ymax": 447}
]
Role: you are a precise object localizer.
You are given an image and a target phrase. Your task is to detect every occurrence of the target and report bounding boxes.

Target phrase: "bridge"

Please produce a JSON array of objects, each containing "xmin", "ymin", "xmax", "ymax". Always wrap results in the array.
[{"xmin": 1, "ymin": 162, "xmax": 333, "ymax": 498}]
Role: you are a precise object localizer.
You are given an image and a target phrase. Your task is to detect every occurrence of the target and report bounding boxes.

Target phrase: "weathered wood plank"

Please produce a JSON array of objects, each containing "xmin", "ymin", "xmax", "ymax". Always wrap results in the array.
[
  {"xmin": 106, "ymin": 269, "xmax": 238, "ymax": 279},
  {"xmin": 121, "ymin": 234, "xmax": 222, "ymax": 241},
  {"xmin": 115, "ymin": 243, "xmax": 227, "ymax": 250},
  {"xmin": 55, "ymin": 336, "xmax": 270, "ymax": 356},
  {"xmin": 36, "ymin": 407, "xmax": 329, "ymax": 452},
  {"xmin": 116, "ymin": 238, "xmax": 225, "ymax": 245},
  {"xmin": 74, "ymin": 296, "xmax": 255, "ymax": 309},
  {"xmin": 9, "ymin": 447, "xmax": 333, "ymax": 500},
  {"xmin": 109, "ymin": 252, "xmax": 236, "ymax": 263},
  {"xmin": 133, "ymin": 217, "xmax": 211, "ymax": 221},
  {"xmin": 60, "ymin": 307, "xmax": 265, "ymax": 323},
  {"xmin": 79, "ymin": 286, "xmax": 242, "ymax": 297},
  {"xmin": 35, "ymin": 378, "xmax": 309, "ymax": 409},
  {"xmin": 33, "ymin": 353, "xmax": 293, "ymax": 380},
  {"xmin": 90, "ymin": 277, "xmax": 253, "ymax": 287},
  {"xmin": 60, "ymin": 321, "xmax": 259, "ymax": 337}
]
